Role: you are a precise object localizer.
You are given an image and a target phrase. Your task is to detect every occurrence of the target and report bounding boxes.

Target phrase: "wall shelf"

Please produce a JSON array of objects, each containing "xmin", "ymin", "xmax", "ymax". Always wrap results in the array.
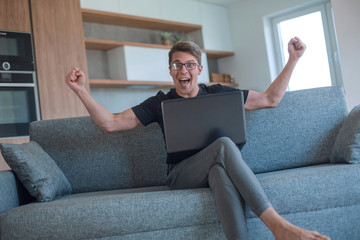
[
  {"xmin": 89, "ymin": 79, "xmax": 238, "ymax": 88},
  {"xmin": 85, "ymin": 38, "xmax": 171, "ymax": 51},
  {"xmin": 84, "ymin": 38, "xmax": 234, "ymax": 59},
  {"xmin": 82, "ymin": 8, "xmax": 236, "ymax": 88},
  {"xmin": 82, "ymin": 8, "xmax": 202, "ymax": 33},
  {"xmin": 202, "ymin": 49, "xmax": 235, "ymax": 59}
]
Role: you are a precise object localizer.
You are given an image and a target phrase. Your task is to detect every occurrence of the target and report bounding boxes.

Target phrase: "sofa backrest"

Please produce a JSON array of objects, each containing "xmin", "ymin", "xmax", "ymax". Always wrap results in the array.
[
  {"xmin": 30, "ymin": 118, "xmax": 167, "ymax": 194},
  {"xmin": 241, "ymin": 86, "xmax": 348, "ymax": 173},
  {"xmin": 29, "ymin": 86, "xmax": 348, "ymax": 193}
]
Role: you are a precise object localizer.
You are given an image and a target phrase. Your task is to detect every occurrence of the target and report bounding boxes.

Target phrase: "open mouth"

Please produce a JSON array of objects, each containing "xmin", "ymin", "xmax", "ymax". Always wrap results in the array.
[{"xmin": 179, "ymin": 78, "xmax": 190, "ymax": 87}]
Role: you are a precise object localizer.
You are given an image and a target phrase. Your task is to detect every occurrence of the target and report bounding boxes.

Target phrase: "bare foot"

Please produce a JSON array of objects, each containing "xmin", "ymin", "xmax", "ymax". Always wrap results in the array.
[
  {"xmin": 274, "ymin": 222, "xmax": 330, "ymax": 240},
  {"xmin": 260, "ymin": 208, "xmax": 330, "ymax": 240}
]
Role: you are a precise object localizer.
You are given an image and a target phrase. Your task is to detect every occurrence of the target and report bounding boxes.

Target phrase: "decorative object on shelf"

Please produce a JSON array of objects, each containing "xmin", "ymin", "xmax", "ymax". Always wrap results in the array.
[
  {"xmin": 210, "ymin": 73, "xmax": 233, "ymax": 83},
  {"xmin": 173, "ymin": 32, "xmax": 185, "ymax": 44},
  {"xmin": 160, "ymin": 32, "xmax": 172, "ymax": 46}
]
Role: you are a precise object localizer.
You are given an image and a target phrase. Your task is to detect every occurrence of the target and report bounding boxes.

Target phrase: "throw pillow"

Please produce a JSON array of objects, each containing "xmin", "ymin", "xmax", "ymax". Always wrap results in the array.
[
  {"xmin": 331, "ymin": 105, "xmax": 360, "ymax": 164},
  {"xmin": 0, "ymin": 141, "xmax": 72, "ymax": 201}
]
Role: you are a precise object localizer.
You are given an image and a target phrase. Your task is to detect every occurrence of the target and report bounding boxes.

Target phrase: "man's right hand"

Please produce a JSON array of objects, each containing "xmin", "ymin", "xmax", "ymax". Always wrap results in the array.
[
  {"xmin": 65, "ymin": 67, "xmax": 86, "ymax": 94},
  {"xmin": 64, "ymin": 66, "xmax": 141, "ymax": 133}
]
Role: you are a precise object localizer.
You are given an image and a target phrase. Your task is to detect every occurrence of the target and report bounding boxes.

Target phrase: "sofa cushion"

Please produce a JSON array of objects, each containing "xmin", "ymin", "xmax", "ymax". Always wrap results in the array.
[
  {"xmin": 30, "ymin": 118, "xmax": 168, "ymax": 194},
  {"xmin": 241, "ymin": 86, "xmax": 348, "ymax": 173},
  {"xmin": 1, "ymin": 164, "xmax": 360, "ymax": 239},
  {"xmin": 330, "ymin": 105, "xmax": 360, "ymax": 164},
  {"xmin": 0, "ymin": 186, "xmax": 220, "ymax": 240},
  {"xmin": 0, "ymin": 171, "xmax": 34, "ymax": 214},
  {"xmin": 0, "ymin": 141, "xmax": 72, "ymax": 202},
  {"xmin": 250, "ymin": 163, "xmax": 360, "ymax": 218}
]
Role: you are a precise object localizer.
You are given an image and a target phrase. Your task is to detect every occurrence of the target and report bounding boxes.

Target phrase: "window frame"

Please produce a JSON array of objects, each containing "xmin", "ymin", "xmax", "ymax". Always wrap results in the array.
[{"xmin": 267, "ymin": 0, "xmax": 343, "ymax": 90}]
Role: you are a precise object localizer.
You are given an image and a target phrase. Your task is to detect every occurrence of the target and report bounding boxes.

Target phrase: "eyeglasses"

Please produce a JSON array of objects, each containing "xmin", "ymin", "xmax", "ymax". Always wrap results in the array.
[{"xmin": 170, "ymin": 62, "xmax": 200, "ymax": 71}]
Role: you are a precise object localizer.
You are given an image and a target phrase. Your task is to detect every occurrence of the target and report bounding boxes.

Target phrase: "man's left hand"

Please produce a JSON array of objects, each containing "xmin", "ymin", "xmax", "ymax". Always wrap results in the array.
[{"xmin": 288, "ymin": 37, "xmax": 306, "ymax": 61}]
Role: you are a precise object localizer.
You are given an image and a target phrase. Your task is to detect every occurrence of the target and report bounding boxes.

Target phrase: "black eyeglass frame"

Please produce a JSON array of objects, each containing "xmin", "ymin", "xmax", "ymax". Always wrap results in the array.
[{"xmin": 169, "ymin": 62, "xmax": 200, "ymax": 71}]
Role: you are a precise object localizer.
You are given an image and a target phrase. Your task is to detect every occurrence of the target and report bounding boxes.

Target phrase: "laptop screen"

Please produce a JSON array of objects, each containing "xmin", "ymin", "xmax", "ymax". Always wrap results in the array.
[{"xmin": 161, "ymin": 91, "xmax": 246, "ymax": 153}]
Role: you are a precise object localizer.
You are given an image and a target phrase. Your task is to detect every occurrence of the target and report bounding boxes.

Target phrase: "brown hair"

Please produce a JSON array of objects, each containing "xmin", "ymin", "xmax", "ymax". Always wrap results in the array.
[{"xmin": 168, "ymin": 41, "xmax": 202, "ymax": 65}]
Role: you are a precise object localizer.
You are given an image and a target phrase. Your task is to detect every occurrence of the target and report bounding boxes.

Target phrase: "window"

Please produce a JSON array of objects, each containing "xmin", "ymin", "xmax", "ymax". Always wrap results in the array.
[{"xmin": 266, "ymin": 0, "xmax": 342, "ymax": 91}]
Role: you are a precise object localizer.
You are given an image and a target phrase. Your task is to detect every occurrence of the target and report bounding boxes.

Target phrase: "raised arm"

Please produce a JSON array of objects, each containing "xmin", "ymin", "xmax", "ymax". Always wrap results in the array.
[
  {"xmin": 245, "ymin": 37, "xmax": 306, "ymax": 111},
  {"xmin": 65, "ymin": 67, "xmax": 141, "ymax": 132}
]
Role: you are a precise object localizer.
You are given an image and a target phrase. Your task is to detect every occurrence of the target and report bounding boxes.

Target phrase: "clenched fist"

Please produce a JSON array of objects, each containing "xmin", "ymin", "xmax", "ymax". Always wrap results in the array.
[
  {"xmin": 288, "ymin": 37, "xmax": 306, "ymax": 61},
  {"xmin": 65, "ymin": 67, "xmax": 86, "ymax": 94}
]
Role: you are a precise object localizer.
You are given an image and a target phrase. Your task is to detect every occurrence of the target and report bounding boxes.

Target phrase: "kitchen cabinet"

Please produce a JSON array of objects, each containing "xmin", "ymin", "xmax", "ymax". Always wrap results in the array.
[
  {"xmin": 30, "ymin": 0, "xmax": 89, "ymax": 120},
  {"xmin": 0, "ymin": 0, "xmax": 32, "ymax": 170},
  {"xmin": 1, "ymin": 0, "xmax": 90, "ymax": 170},
  {"xmin": 0, "ymin": 0, "xmax": 31, "ymax": 32},
  {"xmin": 0, "ymin": 0, "xmax": 89, "ymax": 121}
]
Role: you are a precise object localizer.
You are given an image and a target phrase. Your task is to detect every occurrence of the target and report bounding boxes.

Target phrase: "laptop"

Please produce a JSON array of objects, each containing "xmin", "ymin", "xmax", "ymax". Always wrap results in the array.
[{"xmin": 161, "ymin": 91, "xmax": 246, "ymax": 153}]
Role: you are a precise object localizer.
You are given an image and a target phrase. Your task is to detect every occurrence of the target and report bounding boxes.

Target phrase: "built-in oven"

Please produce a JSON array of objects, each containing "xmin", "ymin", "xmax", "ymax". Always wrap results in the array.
[
  {"xmin": 0, "ymin": 31, "xmax": 34, "ymax": 71},
  {"xmin": 0, "ymin": 31, "xmax": 40, "ymax": 138}
]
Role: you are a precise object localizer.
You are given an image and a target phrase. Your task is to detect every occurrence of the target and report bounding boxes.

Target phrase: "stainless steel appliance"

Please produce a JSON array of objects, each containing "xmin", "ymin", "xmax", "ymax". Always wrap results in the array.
[
  {"xmin": 0, "ymin": 31, "xmax": 34, "ymax": 71},
  {"xmin": 0, "ymin": 31, "xmax": 40, "ymax": 138}
]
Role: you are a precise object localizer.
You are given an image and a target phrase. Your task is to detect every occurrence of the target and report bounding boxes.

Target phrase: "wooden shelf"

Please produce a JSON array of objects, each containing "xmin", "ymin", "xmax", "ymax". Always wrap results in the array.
[
  {"xmin": 90, "ymin": 79, "xmax": 174, "ymax": 88},
  {"xmin": 84, "ymin": 38, "xmax": 234, "ymax": 59},
  {"xmin": 203, "ymin": 49, "xmax": 234, "ymax": 59},
  {"xmin": 89, "ymin": 79, "xmax": 238, "ymax": 88},
  {"xmin": 82, "ymin": 8, "xmax": 202, "ymax": 33},
  {"xmin": 85, "ymin": 38, "xmax": 171, "ymax": 51},
  {"xmin": 82, "ymin": 9, "xmax": 236, "ymax": 89}
]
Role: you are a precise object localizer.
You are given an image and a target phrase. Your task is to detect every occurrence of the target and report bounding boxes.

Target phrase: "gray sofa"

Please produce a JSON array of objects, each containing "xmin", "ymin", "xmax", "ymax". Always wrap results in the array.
[{"xmin": 1, "ymin": 86, "xmax": 360, "ymax": 239}]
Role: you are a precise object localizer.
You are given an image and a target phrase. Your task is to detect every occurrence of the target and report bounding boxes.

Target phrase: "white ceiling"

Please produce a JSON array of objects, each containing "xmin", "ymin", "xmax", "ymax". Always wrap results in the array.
[{"xmin": 187, "ymin": 0, "xmax": 241, "ymax": 7}]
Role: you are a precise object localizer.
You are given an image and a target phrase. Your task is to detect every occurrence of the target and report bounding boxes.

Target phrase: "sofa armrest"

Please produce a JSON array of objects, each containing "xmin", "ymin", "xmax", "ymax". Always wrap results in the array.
[{"xmin": 0, "ymin": 171, "xmax": 34, "ymax": 214}]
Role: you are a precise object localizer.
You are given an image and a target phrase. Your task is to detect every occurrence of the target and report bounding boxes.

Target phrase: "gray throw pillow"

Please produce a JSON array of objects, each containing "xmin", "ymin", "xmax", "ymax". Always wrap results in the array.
[
  {"xmin": 0, "ymin": 141, "xmax": 72, "ymax": 201},
  {"xmin": 331, "ymin": 105, "xmax": 360, "ymax": 164}
]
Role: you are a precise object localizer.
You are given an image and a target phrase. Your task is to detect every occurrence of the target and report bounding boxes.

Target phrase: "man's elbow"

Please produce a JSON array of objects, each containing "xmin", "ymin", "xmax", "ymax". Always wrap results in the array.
[
  {"xmin": 97, "ymin": 122, "xmax": 116, "ymax": 133},
  {"xmin": 101, "ymin": 128, "xmax": 114, "ymax": 133},
  {"xmin": 98, "ymin": 126, "xmax": 112, "ymax": 133},
  {"xmin": 267, "ymin": 95, "xmax": 281, "ymax": 108}
]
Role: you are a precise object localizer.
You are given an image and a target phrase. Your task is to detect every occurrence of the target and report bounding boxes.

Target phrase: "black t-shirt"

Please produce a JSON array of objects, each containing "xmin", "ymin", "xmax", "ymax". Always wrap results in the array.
[{"xmin": 132, "ymin": 83, "xmax": 249, "ymax": 164}]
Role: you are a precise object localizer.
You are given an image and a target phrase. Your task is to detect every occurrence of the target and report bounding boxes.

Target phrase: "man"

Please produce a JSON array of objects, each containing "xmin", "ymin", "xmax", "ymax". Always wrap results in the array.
[{"xmin": 65, "ymin": 38, "xmax": 330, "ymax": 240}]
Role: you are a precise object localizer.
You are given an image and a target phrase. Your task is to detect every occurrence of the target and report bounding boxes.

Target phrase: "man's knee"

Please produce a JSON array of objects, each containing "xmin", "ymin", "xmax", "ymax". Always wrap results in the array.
[
  {"xmin": 214, "ymin": 136, "xmax": 237, "ymax": 151},
  {"xmin": 212, "ymin": 137, "xmax": 241, "ymax": 165}
]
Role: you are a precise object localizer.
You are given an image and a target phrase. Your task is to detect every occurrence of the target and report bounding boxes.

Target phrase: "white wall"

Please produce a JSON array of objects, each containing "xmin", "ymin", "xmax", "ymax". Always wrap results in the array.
[
  {"xmin": 218, "ymin": 0, "xmax": 314, "ymax": 92},
  {"xmin": 82, "ymin": 0, "xmax": 360, "ymax": 110},
  {"xmin": 331, "ymin": 0, "xmax": 360, "ymax": 110},
  {"xmin": 91, "ymin": 87, "xmax": 169, "ymax": 113},
  {"xmin": 220, "ymin": 0, "xmax": 359, "ymax": 109}
]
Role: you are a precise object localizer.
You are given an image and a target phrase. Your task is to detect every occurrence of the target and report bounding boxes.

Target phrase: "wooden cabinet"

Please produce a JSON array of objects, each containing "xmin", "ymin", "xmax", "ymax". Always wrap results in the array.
[
  {"xmin": 81, "ymin": 8, "xmax": 237, "ymax": 88},
  {"xmin": 0, "ymin": 0, "xmax": 31, "ymax": 32},
  {"xmin": 1, "ymin": 0, "xmax": 89, "ymax": 121},
  {"xmin": 0, "ymin": 0, "xmax": 89, "ymax": 121},
  {"xmin": 1, "ymin": 0, "xmax": 90, "ymax": 170},
  {"xmin": 0, "ymin": 0, "xmax": 32, "ymax": 170},
  {"xmin": 30, "ymin": 0, "xmax": 89, "ymax": 120}
]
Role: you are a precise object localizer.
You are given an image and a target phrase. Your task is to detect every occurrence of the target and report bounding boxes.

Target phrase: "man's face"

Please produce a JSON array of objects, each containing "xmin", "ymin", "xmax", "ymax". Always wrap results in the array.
[{"xmin": 169, "ymin": 51, "xmax": 203, "ymax": 98}]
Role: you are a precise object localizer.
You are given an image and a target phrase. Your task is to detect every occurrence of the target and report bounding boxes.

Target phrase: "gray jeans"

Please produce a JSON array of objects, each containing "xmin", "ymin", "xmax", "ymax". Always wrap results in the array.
[{"xmin": 166, "ymin": 137, "xmax": 272, "ymax": 240}]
